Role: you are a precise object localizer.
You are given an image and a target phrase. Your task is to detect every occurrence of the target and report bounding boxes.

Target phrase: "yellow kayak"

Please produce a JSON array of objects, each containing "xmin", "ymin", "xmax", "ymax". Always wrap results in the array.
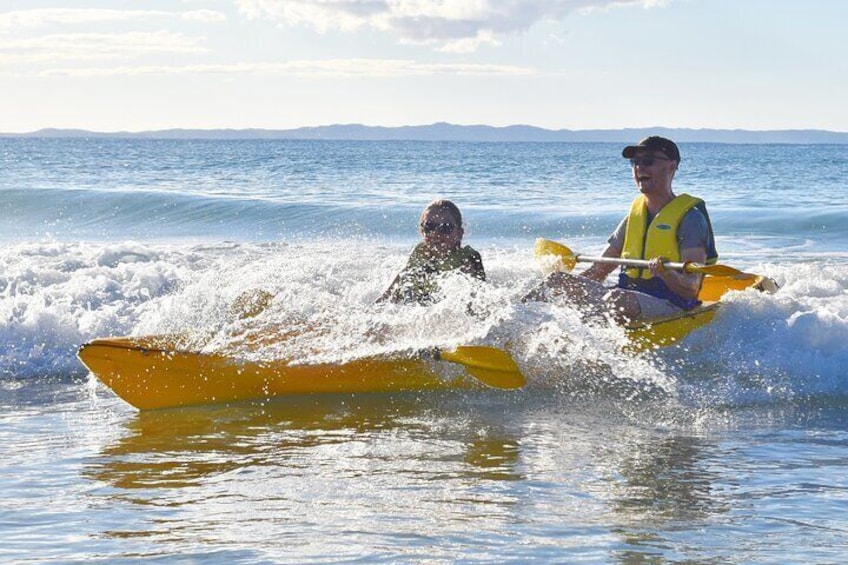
[
  {"xmin": 78, "ymin": 337, "xmax": 524, "ymax": 411},
  {"xmin": 624, "ymin": 273, "xmax": 777, "ymax": 349},
  {"xmin": 78, "ymin": 270, "xmax": 774, "ymax": 410}
]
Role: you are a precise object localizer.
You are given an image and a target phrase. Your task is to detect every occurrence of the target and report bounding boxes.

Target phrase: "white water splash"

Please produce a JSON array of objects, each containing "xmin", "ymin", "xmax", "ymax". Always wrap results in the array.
[{"xmin": 2, "ymin": 241, "xmax": 847, "ymax": 407}]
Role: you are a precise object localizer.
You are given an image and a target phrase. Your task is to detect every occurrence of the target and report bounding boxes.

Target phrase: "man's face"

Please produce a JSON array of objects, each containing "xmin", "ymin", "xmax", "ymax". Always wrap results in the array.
[{"xmin": 629, "ymin": 150, "xmax": 677, "ymax": 196}]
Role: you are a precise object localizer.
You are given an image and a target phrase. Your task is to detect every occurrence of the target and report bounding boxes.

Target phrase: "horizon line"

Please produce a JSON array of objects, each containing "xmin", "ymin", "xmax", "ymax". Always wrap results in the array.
[
  {"xmin": 4, "ymin": 122, "xmax": 848, "ymax": 135},
  {"xmin": 3, "ymin": 123, "xmax": 847, "ymax": 144}
]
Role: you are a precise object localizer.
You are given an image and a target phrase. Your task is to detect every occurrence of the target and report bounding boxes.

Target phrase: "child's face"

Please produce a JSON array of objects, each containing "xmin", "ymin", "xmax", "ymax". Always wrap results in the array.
[{"xmin": 420, "ymin": 208, "xmax": 463, "ymax": 252}]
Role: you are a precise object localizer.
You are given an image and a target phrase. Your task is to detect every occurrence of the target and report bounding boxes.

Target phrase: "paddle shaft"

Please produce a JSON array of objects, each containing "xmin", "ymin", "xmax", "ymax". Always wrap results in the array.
[
  {"xmin": 576, "ymin": 254, "xmax": 690, "ymax": 271},
  {"xmin": 535, "ymin": 238, "xmax": 751, "ymax": 278},
  {"xmin": 571, "ymin": 254, "xmax": 746, "ymax": 277}
]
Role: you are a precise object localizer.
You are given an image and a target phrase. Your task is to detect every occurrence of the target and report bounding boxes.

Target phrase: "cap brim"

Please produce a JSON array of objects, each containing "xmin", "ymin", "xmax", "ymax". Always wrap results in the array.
[{"xmin": 621, "ymin": 145, "xmax": 641, "ymax": 158}]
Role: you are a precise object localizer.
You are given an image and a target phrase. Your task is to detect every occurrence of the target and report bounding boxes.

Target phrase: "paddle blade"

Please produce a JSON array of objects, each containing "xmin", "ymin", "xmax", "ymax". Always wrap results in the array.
[
  {"xmin": 698, "ymin": 273, "xmax": 777, "ymax": 301},
  {"xmin": 534, "ymin": 239, "xmax": 577, "ymax": 272},
  {"xmin": 438, "ymin": 346, "xmax": 525, "ymax": 390}
]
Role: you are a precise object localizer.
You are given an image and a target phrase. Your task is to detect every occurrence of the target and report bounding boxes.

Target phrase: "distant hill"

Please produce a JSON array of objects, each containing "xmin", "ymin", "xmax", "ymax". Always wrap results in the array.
[{"xmin": 4, "ymin": 123, "xmax": 848, "ymax": 143}]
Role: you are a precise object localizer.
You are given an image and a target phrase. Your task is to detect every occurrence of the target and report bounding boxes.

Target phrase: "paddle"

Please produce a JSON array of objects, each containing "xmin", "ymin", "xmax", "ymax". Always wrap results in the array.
[
  {"xmin": 534, "ymin": 238, "xmax": 755, "ymax": 278},
  {"xmin": 428, "ymin": 346, "xmax": 525, "ymax": 390}
]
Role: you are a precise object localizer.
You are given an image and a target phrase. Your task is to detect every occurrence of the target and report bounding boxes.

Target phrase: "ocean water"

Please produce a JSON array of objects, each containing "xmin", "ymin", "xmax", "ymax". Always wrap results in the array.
[{"xmin": 1, "ymin": 138, "xmax": 847, "ymax": 563}]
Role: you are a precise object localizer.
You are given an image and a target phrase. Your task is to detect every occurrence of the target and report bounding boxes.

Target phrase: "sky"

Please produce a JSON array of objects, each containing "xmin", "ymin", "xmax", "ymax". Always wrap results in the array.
[{"xmin": 1, "ymin": 0, "xmax": 846, "ymax": 133}]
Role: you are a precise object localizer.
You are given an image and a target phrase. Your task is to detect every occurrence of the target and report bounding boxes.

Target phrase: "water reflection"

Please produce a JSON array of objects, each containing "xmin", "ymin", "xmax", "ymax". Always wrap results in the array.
[
  {"xmin": 81, "ymin": 391, "xmax": 798, "ymax": 562},
  {"xmin": 84, "ymin": 392, "xmax": 526, "ymax": 492},
  {"xmin": 615, "ymin": 435, "xmax": 723, "ymax": 520},
  {"xmin": 607, "ymin": 434, "xmax": 726, "ymax": 563},
  {"xmin": 464, "ymin": 437, "xmax": 522, "ymax": 482}
]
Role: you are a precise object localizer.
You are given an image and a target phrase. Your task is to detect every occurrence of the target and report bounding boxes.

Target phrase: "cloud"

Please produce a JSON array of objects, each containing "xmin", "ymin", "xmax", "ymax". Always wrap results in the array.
[
  {"xmin": 0, "ymin": 8, "xmax": 226, "ymax": 32},
  {"xmin": 0, "ymin": 9, "xmax": 222, "ymax": 66},
  {"xmin": 28, "ymin": 58, "xmax": 534, "ymax": 78},
  {"xmin": 234, "ymin": 0, "xmax": 668, "ymax": 51},
  {"xmin": 0, "ymin": 32, "xmax": 208, "ymax": 64},
  {"xmin": 181, "ymin": 10, "xmax": 229, "ymax": 23}
]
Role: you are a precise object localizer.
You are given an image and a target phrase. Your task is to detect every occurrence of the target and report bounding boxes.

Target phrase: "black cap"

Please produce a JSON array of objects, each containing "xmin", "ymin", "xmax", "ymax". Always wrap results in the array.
[{"xmin": 622, "ymin": 136, "xmax": 681, "ymax": 163}]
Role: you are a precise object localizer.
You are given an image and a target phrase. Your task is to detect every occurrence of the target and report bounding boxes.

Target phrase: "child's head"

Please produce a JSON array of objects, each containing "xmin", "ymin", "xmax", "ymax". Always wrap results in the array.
[{"xmin": 418, "ymin": 199, "xmax": 464, "ymax": 252}]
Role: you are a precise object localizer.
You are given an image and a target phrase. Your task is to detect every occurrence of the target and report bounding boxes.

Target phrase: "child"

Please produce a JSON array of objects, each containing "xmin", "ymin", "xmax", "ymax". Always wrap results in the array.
[{"xmin": 377, "ymin": 199, "xmax": 485, "ymax": 305}]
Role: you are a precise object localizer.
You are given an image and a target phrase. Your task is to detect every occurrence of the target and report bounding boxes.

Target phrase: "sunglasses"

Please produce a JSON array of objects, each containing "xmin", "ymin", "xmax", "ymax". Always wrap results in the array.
[
  {"xmin": 421, "ymin": 221, "xmax": 458, "ymax": 234},
  {"xmin": 629, "ymin": 156, "xmax": 670, "ymax": 168}
]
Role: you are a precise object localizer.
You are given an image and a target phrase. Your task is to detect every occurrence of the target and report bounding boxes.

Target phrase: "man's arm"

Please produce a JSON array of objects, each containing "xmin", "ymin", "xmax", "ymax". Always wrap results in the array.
[
  {"xmin": 649, "ymin": 245, "xmax": 706, "ymax": 301},
  {"xmin": 580, "ymin": 243, "xmax": 620, "ymax": 283}
]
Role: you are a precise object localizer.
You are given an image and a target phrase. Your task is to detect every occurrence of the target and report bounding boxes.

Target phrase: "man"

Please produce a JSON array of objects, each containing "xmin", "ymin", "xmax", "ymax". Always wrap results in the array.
[{"xmin": 528, "ymin": 136, "xmax": 718, "ymax": 323}]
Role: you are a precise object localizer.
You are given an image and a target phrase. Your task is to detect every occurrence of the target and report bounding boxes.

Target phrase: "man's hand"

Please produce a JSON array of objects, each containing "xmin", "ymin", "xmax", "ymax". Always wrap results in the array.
[{"xmin": 648, "ymin": 256, "xmax": 668, "ymax": 278}]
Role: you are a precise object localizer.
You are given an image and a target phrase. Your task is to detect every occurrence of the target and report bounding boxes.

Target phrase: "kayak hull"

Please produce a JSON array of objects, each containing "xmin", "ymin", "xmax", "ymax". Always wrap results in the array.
[
  {"xmin": 79, "ymin": 337, "xmax": 471, "ymax": 410},
  {"xmin": 624, "ymin": 274, "xmax": 775, "ymax": 349},
  {"xmin": 625, "ymin": 303, "xmax": 719, "ymax": 349}
]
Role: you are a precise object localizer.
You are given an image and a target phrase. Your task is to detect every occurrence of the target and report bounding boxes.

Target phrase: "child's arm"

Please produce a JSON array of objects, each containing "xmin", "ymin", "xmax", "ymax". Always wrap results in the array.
[
  {"xmin": 462, "ymin": 248, "xmax": 486, "ymax": 281},
  {"xmin": 376, "ymin": 245, "xmax": 424, "ymax": 303},
  {"xmin": 375, "ymin": 273, "xmax": 401, "ymax": 303}
]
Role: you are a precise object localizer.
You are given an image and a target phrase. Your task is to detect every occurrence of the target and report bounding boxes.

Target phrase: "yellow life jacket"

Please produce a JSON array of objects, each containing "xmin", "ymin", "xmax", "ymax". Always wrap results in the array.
[{"xmin": 621, "ymin": 193, "xmax": 706, "ymax": 280}]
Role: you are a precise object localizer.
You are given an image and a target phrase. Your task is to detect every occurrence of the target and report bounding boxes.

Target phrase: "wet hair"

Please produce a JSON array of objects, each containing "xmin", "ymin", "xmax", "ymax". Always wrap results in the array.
[{"xmin": 419, "ymin": 199, "xmax": 463, "ymax": 228}]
